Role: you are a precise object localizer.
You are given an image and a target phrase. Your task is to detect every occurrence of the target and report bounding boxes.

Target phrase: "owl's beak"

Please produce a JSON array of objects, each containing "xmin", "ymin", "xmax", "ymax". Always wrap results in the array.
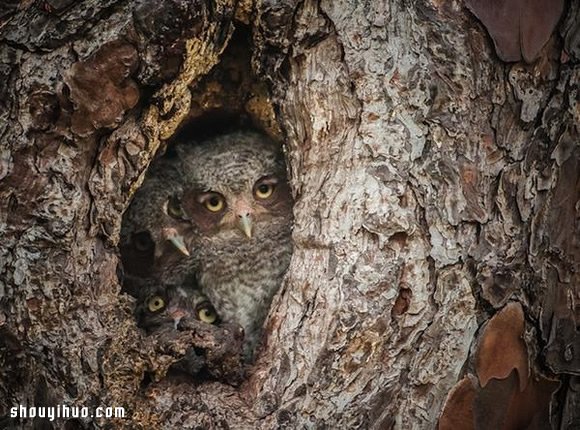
[
  {"xmin": 162, "ymin": 227, "xmax": 190, "ymax": 256},
  {"xmin": 238, "ymin": 214, "xmax": 253, "ymax": 239},
  {"xmin": 169, "ymin": 235, "xmax": 190, "ymax": 256},
  {"xmin": 167, "ymin": 306, "xmax": 187, "ymax": 330}
]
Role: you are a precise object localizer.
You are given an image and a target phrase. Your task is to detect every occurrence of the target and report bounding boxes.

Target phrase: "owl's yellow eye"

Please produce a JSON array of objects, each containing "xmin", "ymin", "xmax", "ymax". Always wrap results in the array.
[
  {"xmin": 254, "ymin": 177, "xmax": 277, "ymax": 200},
  {"xmin": 197, "ymin": 302, "xmax": 218, "ymax": 324},
  {"xmin": 203, "ymin": 194, "xmax": 225, "ymax": 213},
  {"xmin": 166, "ymin": 196, "xmax": 185, "ymax": 219},
  {"xmin": 255, "ymin": 184, "xmax": 273, "ymax": 199},
  {"xmin": 147, "ymin": 296, "xmax": 165, "ymax": 313}
]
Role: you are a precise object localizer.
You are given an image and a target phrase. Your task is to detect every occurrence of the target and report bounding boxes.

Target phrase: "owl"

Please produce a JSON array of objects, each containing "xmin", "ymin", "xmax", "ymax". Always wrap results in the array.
[
  {"xmin": 169, "ymin": 130, "xmax": 294, "ymax": 358},
  {"xmin": 134, "ymin": 280, "xmax": 221, "ymax": 376},
  {"xmin": 135, "ymin": 280, "xmax": 219, "ymax": 332},
  {"xmin": 120, "ymin": 155, "xmax": 192, "ymax": 292}
]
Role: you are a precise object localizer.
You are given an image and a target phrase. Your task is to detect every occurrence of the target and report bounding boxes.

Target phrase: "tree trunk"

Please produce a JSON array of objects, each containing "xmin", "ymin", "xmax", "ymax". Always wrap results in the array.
[{"xmin": 0, "ymin": 0, "xmax": 578, "ymax": 429}]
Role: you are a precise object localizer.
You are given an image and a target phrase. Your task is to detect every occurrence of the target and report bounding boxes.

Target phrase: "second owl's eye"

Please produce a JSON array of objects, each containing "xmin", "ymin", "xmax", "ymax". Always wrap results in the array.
[
  {"xmin": 196, "ymin": 302, "xmax": 218, "ymax": 324},
  {"xmin": 147, "ymin": 296, "xmax": 166, "ymax": 313},
  {"xmin": 201, "ymin": 193, "xmax": 225, "ymax": 213},
  {"xmin": 254, "ymin": 177, "xmax": 277, "ymax": 200},
  {"xmin": 166, "ymin": 196, "xmax": 186, "ymax": 219},
  {"xmin": 133, "ymin": 231, "xmax": 154, "ymax": 252}
]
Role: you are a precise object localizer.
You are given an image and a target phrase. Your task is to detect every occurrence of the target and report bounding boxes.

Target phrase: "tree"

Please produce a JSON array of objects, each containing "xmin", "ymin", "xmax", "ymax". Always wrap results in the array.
[{"xmin": 0, "ymin": 0, "xmax": 578, "ymax": 428}]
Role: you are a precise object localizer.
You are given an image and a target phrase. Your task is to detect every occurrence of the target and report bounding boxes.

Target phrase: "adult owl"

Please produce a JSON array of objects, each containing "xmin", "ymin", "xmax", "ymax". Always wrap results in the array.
[
  {"xmin": 170, "ymin": 130, "xmax": 294, "ymax": 358},
  {"xmin": 120, "ymin": 155, "xmax": 191, "ymax": 292}
]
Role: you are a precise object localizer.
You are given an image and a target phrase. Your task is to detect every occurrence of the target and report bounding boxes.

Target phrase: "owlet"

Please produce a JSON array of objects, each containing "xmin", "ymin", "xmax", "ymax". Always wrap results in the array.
[
  {"xmin": 170, "ymin": 130, "xmax": 294, "ymax": 358},
  {"xmin": 120, "ymin": 156, "xmax": 191, "ymax": 292},
  {"xmin": 135, "ymin": 280, "xmax": 220, "ymax": 376},
  {"xmin": 135, "ymin": 280, "xmax": 219, "ymax": 332}
]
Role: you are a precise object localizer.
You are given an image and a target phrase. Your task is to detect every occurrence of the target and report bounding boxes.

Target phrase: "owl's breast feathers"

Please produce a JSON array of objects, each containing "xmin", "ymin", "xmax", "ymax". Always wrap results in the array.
[{"xmin": 197, "ymin": 219, "xmax": 292, "ymax": 345}]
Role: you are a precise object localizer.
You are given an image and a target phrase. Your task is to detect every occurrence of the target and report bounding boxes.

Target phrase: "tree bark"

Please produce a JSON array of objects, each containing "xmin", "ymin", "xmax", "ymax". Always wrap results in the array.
[{"xmin": 0, "ymin": 0, "xmax": 578, "ymax": 429}]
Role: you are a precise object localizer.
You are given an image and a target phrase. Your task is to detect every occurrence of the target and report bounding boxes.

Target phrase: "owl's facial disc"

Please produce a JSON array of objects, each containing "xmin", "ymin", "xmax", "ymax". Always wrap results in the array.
[{"xmin": 161, "ymin": 227, "xmax": 190, "ymax": 256}]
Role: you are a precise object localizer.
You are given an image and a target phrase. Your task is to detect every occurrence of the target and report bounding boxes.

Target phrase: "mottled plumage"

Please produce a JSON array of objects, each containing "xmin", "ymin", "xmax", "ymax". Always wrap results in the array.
[
  {"xmin": 120, "ymin": 156, "xmax": 192, "ymax": 292},
  {"xmin": 173, "ymin": 131, "xmax": 294, "ymax": 357},
  {"xmin": 135, "ymin": 280, "xmax": 219, "ymax": 332},
  {"xmin": 135, "ymin": 280, "xmax": 220, "ymax": 376}
]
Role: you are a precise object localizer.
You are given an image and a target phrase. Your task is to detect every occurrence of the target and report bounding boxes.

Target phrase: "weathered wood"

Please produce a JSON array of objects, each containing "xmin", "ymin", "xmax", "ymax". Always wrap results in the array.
[{"xmin": 0, "ymin": 0, "xmax": 578, "ymax": 428}]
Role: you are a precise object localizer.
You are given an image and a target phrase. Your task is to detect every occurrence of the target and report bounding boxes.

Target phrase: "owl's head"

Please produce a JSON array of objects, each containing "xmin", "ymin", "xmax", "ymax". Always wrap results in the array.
[
  {"xmin": 171, "ymin": 131, "xmax": 293, "ymax": 243},
  {"xmin": 136, "ymin": 282, "xmax": 219, "ymax": 331},
  {"xmin": 120, "ymin": 157, "xmax": 191, "ymax": 280}
]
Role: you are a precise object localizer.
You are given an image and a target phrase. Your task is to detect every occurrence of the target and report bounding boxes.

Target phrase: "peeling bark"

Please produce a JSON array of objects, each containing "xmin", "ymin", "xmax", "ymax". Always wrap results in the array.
[{"xmin": 0, "ymin": 0, "xmax": 578, "ymax": 429}]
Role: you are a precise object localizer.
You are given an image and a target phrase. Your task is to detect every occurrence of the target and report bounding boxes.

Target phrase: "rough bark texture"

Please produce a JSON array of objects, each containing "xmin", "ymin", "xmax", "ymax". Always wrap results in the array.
[{"xmin": 0, "ymin": 0, "xmax": 578, "ymax": 429}]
